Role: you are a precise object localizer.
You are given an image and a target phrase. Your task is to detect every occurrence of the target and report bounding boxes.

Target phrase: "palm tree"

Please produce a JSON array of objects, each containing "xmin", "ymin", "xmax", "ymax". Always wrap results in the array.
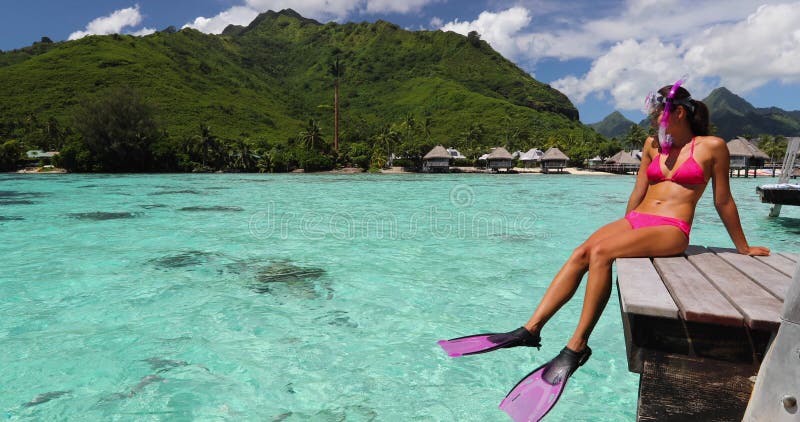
[
  {"xmin": 230, "ymin": 139, "xmax": 256, "ymax": 171},
  {"xmin": 374, "ymin": 125, "xmax": 399, "ymax": 167},
  {"xmin": 403, "ymin": 114, "xmax": 416, "ymax": 144},
  {"xmin": 461, "ymin": 122, "xmax": 485, "ymax": 151},
  {"xmin": 197, "ymin": 124, "xmax": 217, "ymax": 168},
  {"xmin": 419, "ymin": 117, "xmax": 433, "ymax": 142},
  {"xmin": 299, "ymin": 119, "xmax": 325, "ymax": 152},
  {"xmin": 329, "ymin": 57, "xmax": 344, "ymax": 152},
  {"xmin": 502, "ymin": 116, "xmax": 522, "ymax": 150}
]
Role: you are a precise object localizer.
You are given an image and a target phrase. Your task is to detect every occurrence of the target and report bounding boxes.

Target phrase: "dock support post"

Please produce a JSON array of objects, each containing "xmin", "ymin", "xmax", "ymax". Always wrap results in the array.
[
  {"xmin": 764, "ymin": 138, "xmax": 799, "ymax": 218},
  {"xmin": 744, "ymin": 263, "xmax": 800, "ymax": 421}
]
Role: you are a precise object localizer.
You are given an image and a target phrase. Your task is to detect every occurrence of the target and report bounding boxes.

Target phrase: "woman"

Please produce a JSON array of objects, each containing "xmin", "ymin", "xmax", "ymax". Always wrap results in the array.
[{"xmin": 438, "ymin": 81, "xmax": 770, "ymax": 421}]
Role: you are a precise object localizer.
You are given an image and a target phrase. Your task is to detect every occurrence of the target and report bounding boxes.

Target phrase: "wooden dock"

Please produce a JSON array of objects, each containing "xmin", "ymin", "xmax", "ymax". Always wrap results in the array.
[
  {"xmin": 758, "ymin": 137, "xmax": 800, "ymax": 217},
  {"xmin": 616, "ymin": 245, "xmax": 798, "ymax": 421}
]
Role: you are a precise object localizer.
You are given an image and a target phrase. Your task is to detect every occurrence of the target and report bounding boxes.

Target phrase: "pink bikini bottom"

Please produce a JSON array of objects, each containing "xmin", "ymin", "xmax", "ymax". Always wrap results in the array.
[{"xmin": 625, "ymin": 211, "xmax": 691, "ymax": 239}]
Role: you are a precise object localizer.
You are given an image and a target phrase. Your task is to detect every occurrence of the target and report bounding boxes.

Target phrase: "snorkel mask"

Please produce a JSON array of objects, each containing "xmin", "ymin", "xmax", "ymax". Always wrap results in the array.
[{"xmin": 643, "ymin": 78, "xmax": 693, "ymax": 154}]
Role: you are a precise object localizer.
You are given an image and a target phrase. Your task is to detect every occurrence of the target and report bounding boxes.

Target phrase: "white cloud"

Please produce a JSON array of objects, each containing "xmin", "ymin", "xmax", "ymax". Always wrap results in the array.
[
  {"xmin": 683, "ymin": 3, "xmax": 800, "ymax": 92},
  {"xmin": 130, "ymin": 27, "xmax": 156, "ymax": 37},
  {"xmin": 183, "ymin": 6, "xmax": 260, "ymax": 34},
  {"xmin": 69, "ymin": 5, "xmax": 145, "ymax": 40},
  {"xmin": 365, "ymin": 0, "xmax": 438, "ymax": 14},
  {"xmin": 185, "ymin": 0, "xmax": 441, "ymax": 32},
  {"xmin": 440, "ymin": 7, "xmax": 532, "ymax": 59},
  {"xmin": 554, "ymin": 2, "xmax": 800, "ymax": 110},
  {"xmin": 244, "ymin": 0, "xmax": 360, "ymax": 21},
  {"xmin": 429, "ymin": 16, "xmax": 443, "ymax": 28},
  {"xmin": 552, "ymin": 38, "xmax": 693, "ymax": 110}
]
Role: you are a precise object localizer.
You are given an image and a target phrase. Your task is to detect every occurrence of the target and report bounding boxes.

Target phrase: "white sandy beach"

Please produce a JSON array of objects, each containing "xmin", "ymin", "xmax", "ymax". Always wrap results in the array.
[{"xmin": 381, "ymin": 166, "xmax": 622, "ymax": 175}]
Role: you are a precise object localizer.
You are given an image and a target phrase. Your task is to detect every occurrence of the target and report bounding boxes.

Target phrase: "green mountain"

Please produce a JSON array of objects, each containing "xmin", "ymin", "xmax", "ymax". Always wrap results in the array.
[
  {"xmin": 588, "ymin": 111, "xmax": 636, "ymax": 139},
  {"xmin": 703, "ymin": 87, "xmax": 800, "ymax": 139},
  {"xmin": 634, "ymin": 87, "xmax": 800, "ymax": 140},
  {"xmin": 0, "ymin": 9, "xmax": 586, "ymax": 152}
]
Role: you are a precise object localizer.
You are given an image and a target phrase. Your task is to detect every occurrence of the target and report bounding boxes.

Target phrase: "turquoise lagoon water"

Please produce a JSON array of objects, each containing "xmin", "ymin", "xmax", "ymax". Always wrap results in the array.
[{"xmin": 1, "ymin": 173, "xmax": 798, "ymax": 421}]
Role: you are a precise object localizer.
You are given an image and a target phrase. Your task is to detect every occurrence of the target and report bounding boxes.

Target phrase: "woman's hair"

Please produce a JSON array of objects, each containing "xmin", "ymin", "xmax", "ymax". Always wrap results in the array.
[{"xmin": 657, "ymin": 85, "xmax": 710, "ymax": 136}]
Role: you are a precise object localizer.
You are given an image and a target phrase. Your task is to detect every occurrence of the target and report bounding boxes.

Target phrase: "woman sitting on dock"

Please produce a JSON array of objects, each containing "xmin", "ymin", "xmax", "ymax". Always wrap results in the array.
[{"xmin": 438, "ymin": 80, "xmax": 771, "ymax": 421}]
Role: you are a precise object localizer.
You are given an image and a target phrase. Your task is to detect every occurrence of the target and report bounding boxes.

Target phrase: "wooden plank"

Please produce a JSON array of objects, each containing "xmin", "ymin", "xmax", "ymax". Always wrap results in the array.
[
  {"xmin": 653, "ymin": 256, "xmax": 743, "ymax": 326},
  {"xmin": 779, "ymin": 252, "xmax": 798, "ymax": 262},
  {"xmin": 617, "ymin": 258, "xmax": 679, "ymax": 319},
  {"xmin": 637, "ymin": 352, "xmax": 757, "ymax": 422},
  {"xmin": 685, "ymin": 247, "xmax": 781, "ymax": 331},
  {"xmin": 709, "ymin": 247, "xmax": 792, "ymax": 301},
  {"xmin": 755, "ymin": 253, "xmax": 799, "ymax": 277}
]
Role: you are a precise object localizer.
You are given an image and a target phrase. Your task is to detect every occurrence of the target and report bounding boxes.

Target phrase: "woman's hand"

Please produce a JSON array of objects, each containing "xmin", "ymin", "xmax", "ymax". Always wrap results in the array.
[{"xmin": 738, "ymin": 246, "xmax": 770, "ymax": 256}]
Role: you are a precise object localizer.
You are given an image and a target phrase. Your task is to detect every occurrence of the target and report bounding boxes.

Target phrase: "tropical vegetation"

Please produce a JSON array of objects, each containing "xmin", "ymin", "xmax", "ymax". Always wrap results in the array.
[{"xmin": 0, "ymin": 9, "xmax": 641, "ymax": 172}]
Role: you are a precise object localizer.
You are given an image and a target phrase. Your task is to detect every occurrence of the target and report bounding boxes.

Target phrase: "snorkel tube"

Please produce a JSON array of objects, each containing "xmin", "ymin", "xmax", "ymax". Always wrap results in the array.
[{"xmin": 658, "ymin": 78, "xmax": 684, "ymax": 154}]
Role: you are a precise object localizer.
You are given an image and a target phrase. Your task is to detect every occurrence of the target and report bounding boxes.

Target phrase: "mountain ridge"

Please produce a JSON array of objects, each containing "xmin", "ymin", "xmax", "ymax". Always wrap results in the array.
[
  {"xmin": 0, "ymin": 9, "xmax": 583, "ymax": 145},
  {"xmin": 599, "ymin": 86, "xmax": 800, "ymax": 140},
  {"xmin": 588, "ymin": 111, "xmax": 636, "ymax": 139}
]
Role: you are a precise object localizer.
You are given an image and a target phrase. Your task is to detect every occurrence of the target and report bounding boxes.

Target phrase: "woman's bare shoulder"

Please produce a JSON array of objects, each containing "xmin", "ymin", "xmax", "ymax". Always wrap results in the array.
[
  {"xmin": 696, "ymin": 135, "xmax": 726, "ymax": 150},
  {"xmin": 642, "ymin": 136, "xmax": 657, "ymax": 155},
  {"xmin": 695, "ymin": 136, "xmax": 728, "ymax": 166}
]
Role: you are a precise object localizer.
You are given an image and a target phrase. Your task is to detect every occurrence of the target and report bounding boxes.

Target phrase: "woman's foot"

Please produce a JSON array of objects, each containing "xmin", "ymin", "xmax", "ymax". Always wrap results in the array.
[
  {"xmin": 438, "ymin": 327, "xmax": 541, "ymax": 357},
  {"xmin": 542, "ymin": 346, "xmax": 592, "ymax": 385},
  {"xmin": 486, "ymin": 327, "xmax": 542, "ymax": 349}
]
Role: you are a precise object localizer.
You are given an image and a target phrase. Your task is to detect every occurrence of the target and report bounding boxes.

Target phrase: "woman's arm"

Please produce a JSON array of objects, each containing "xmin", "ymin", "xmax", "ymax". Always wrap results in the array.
[
  {"xmin": 708, "ymin": 137, "xmax": 770, "ymax": 256},
  {"xmin": 626, "ymin": 137, "xmax": 654, "ymax": 214}
]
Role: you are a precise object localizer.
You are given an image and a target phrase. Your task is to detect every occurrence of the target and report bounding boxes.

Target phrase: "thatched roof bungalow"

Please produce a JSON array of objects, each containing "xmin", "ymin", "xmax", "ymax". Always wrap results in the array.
[
  {"xmin": 728, "ymin": 137, "xmax": 769, "ymax": 167},
  {"xmin": 727, "ymin": 137, "xmax": 769, "ymax": 177},
  {"xmin": 605, "ymin": 150, "xmax": 641, "ymax": 174},
  {"xmin": 519, "ymin": 148, "xmax": 544, "ymax": 168},
  {"xmin": 541, "ymin": 147, "xmax": 569, "ymax": 174},
  {"xmin": 487, "ymin": 147, "xmax": 514, "ymax": 171},
  {"xmin": 423, "ymin": 145, "xmax": 451, "ymax": 173}
]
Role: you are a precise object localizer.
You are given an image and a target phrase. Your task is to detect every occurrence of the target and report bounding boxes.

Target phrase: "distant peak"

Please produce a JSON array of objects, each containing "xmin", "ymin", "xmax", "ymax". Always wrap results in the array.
[
  {"xmin": 709, "ymin": 86, "xmax": 733, "ymax": 95},
  {"xmin": 260, "ymin": 9, "xmax": 321, "ymax": 25},
  {"xmin": 276, "ymin": 9, "xmax": 304, "ymax": 20},
  {"xmin": 704, "ymin": 86, "xmax": 755, "ymax": 114}
]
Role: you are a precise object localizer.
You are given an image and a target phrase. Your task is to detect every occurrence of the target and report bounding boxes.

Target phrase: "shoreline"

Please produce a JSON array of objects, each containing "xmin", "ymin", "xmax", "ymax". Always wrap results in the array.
[
  {"xmin": 380, "ymin": 166, "xmax": 621, "ymax": 175},
  {"xmin": 5, "ymin": 167, "xmax": 787, "ymax": 177},
  {"xmin": 16, "ymin": 166, "xmax": 68, "ymax": 174}
]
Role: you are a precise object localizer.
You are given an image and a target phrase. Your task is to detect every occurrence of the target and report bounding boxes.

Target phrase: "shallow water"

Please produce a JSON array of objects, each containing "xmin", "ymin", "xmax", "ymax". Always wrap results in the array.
[{"xmin": 1, "ymin": 173, "xmax": 797, "ymax": 421}]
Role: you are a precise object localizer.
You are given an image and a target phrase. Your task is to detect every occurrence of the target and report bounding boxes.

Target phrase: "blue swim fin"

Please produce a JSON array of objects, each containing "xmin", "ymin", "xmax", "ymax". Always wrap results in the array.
[{"xmin": 499, "ymin": 346, "xmax": 591, "ymax": 422}]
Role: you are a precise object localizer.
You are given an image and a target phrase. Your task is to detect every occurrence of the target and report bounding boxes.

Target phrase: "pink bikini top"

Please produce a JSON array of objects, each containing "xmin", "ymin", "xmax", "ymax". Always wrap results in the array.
[{"xmin": 646, "ymin": 137, "xmax": 706, "ymax": 185}]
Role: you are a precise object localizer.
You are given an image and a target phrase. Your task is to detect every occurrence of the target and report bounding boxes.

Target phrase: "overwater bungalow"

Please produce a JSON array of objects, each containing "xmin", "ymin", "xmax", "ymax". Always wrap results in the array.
[
  {"xmin": 541, "ymin": 147, "xmax": 569, "ymax": 173},
  {"xmin": 519, "ymin": 148, "xmax": 544, "ymax": 168},
  {"xmin": 727, "ymin": 137, "xmax": 769, "ymax": 177},
  {"xmin": 422, "ymin": 145, "xmax": 451, "ymax": 173},
  {"xmin": 487, "ymin": 147, "xmax": 514, "ymax": 172},
  {"xmin": 602, "ymin": 150, "xmax": 641, "ymax": 174}
]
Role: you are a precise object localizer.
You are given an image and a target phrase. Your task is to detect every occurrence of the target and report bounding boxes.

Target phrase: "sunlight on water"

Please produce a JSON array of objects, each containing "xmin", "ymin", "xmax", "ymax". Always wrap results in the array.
[{"xmin": 0, "ymin": 173, "xmax": 797, "ymax": 421}]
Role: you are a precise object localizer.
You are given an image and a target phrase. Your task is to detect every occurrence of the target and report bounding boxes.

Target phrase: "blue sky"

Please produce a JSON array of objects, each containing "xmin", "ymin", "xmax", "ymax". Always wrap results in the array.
[{"xmin": 2, "ymin": 1, "xmax": 800, "ymax": 124}]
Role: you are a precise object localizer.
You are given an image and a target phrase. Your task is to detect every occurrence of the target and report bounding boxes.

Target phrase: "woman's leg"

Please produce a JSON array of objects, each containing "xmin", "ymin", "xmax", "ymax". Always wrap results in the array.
[
  {"xmin": 523, "ymin": 218, "xmax": 633, "ymax": 332},
  {"xmin": 565, "ymin": 225, "xmax": 688, "ymax": 352}
]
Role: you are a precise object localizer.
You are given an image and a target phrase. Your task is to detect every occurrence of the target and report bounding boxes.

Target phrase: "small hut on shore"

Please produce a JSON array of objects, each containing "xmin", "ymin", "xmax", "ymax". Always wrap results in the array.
[
  {"xmin": 519, "ymin": 148, "xmax": 544, "ymax": 168},
  {"xmin": 603, "ymin": 150, "xmax": 641, "ymax": 174},
  {"xmin": 487, "ymin": 147, "xmax": 514, "ymax": 172},
  {"xmin": 541, "ymin": 147, "xmax": 569, "ymax": 174},
  {"xmin": 587, "ymin": 155, "xmax": 603, "ymax": 170},
  {"xmin": 422, "ymin": 145, "xmax": 451, "ymax": 173},
  {"xmin": 727, "ymin": 137, "xmax": 769, "ymax": 177}
]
